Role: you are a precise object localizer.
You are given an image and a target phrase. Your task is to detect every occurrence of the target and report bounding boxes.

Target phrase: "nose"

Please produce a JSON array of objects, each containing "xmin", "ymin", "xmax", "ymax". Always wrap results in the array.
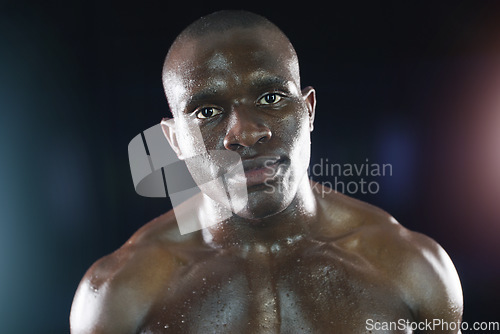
[{"xmin": 223, "ymin": 108, "xmax": 272, "ymax": 150}]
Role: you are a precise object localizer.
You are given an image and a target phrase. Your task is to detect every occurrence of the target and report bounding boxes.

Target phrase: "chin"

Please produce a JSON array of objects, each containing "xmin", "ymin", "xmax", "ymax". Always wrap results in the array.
[{"xmin": 233, "ymin": 186, "xmax": 290, "ymax": 220}]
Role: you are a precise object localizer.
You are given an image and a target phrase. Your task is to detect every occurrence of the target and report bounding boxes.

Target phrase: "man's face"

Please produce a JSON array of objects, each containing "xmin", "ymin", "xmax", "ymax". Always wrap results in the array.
[{"xmin": 163, "ymin": 27, "xmax": 315, "ymax": 219}]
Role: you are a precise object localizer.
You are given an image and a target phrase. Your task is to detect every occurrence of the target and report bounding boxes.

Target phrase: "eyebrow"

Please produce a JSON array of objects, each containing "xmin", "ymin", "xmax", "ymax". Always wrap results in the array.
[
  {"xmin": 182, "ymin": 87, "xmax": 222, "ymax": 114},
  {"xmin": 189, "ymin": 89, "xmax": 219, "ymax": 105},
  {"xmin": 249, "ymin": 75, "xmax": 293, "ymax": 91}
]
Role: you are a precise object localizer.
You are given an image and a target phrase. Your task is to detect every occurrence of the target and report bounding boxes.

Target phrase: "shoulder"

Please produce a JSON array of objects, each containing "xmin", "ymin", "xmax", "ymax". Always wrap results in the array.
[
  {"xmin": 389, "ymin": 228, "xmax": 463, "ymax": 323},
  {"xmin": 317, "ymin": 186, "xmax": 463, "ymax": 323},
  {"xmin": 314, "ymin": 182, "xmax": 400, "ymax": 235},
  {"xmin": 367, "ymin": 220, "xmax": 463, "ymax": 326},
  {"xmin": 70, "ymin": 211, "xmax": 202, "ymax": 334}
]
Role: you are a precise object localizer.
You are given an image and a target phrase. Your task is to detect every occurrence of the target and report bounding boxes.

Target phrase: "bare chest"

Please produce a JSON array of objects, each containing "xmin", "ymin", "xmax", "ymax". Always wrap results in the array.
[{"xmin": 139, "ymin": 247, "xmax": 414, "ymax": 333}]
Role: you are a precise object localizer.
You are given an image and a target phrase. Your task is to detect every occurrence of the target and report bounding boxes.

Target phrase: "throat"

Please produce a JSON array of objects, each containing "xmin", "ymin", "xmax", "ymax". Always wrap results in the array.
[{"xmin": 201, "ymin": 177, "xmax": 318, "ymax": 250}]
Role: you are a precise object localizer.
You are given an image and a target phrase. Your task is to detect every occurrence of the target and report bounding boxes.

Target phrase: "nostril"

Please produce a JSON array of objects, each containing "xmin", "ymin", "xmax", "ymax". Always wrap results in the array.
[
  {"xmin": 257, "ymin": 136, "xmax": 269, "ymax": 144},
  {"xmin": 229, "ymin": 143, "xmax": 243, "ymax": 150},
  {"xmin": 258, "ymin": 129, "xmax": 272, "ymax": 144}
]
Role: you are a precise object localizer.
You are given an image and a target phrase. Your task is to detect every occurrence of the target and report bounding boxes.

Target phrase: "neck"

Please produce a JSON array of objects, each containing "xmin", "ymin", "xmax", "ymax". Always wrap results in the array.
[{"xmin": 200, "ymin": 176, "xmax": 318, "ymax": 252}]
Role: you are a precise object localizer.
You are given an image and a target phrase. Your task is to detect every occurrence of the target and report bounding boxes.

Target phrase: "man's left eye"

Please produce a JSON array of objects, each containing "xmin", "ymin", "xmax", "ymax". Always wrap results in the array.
[{"xmin": 258, "ymin": 93, "xmax": 282, "ymax": 105}]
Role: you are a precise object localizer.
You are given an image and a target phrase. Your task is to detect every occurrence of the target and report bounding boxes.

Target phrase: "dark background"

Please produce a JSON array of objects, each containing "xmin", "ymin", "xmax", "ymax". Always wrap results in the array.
[{"xmin": 1, "ymin": 0, "xmax": 499, "ymax": 332}]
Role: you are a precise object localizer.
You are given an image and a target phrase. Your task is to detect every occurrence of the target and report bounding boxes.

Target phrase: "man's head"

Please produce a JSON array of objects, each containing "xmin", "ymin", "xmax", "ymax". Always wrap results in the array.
[{"xmin": 161, "ymin": 10, "xmax": 316, "ymax": 220}]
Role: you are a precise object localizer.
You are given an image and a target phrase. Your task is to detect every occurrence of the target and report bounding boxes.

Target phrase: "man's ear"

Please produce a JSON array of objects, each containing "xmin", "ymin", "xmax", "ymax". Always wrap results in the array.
[
  {"xmin": 302, "ymin": 86, "xmax": 316, "ymax": 132},
  {"xmin": 160, "ymin": 117, "xmax": 184, "ymax": 160}
]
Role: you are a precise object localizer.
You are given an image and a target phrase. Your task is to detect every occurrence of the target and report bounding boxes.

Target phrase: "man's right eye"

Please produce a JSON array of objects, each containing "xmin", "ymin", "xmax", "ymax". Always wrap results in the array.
[{"xmin": 195, "ymin": 107, "xmax": 222, "ymax": 119}]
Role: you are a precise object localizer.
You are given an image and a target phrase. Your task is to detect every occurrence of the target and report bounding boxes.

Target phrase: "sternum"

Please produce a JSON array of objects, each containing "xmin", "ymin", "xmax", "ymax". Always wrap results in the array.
[{"xmin": 245, "ymin": 249, "xmax": 281, "ymax": 333}]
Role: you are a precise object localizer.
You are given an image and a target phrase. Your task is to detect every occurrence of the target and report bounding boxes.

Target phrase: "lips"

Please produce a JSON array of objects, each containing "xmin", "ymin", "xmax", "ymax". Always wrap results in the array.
[{"xmin": 241, "ymin": 155, "xmax": 284, "ymax": 187}]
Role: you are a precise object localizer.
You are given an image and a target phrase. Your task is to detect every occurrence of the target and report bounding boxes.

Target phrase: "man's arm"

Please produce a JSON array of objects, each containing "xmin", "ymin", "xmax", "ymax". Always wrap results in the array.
[
  {"xmin": 402, "ymin": 231, "xmax": 463, "ymax": 333},
  {"xmin": 70, "ymin": 252, "xmax": 147, "ymax": 334},
  {"xmin": 70, "ymin": 239, "xmax": 180, "ymax": 334}
]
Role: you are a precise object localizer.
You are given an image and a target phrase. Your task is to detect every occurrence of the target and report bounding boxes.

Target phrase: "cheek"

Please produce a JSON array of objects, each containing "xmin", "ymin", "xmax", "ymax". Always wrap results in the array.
[
  {"xmin": 199, "ymin": 127, "xmax": 224, "ymax": 151},
  {"xmin": 285, "ymin": 114, "xmax": 312, "ymax": 180},
  {"xmin": 278, "ymin": 112, "xmax": 311, "ymax": 155},
  {"xmin": 175, "ymin": 122, "xmax": 209, "ymax": 158}
]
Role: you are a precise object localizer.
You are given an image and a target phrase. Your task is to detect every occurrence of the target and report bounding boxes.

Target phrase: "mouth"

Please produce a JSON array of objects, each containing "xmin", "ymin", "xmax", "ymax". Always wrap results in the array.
[{"xmin": 242, "ymin": 156, "xmax": 286, "ymax": 188}]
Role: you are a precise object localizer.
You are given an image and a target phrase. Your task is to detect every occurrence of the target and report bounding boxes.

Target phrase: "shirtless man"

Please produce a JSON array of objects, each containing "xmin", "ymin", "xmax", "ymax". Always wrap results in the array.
[{"xmin": 70, "ymin": 10, "xmax": 463, "ymax": 333}]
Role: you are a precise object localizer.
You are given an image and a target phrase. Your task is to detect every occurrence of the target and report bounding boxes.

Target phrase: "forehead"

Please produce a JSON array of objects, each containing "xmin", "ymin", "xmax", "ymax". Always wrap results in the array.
[{"xmin": 164, "ymin": 27, "xmax": 300, "ymax": 112}]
